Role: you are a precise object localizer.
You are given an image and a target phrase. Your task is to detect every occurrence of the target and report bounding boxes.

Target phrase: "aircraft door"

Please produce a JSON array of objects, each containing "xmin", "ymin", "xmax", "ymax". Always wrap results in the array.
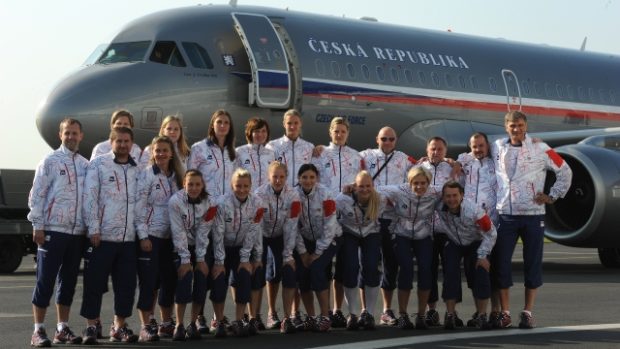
[
  {"xmin": 232, "ymin": 13, "xmax": 291, "ymax": 109},
  {"xmin": 501, "ymin": 69, "xmax": 522, "ymax": 111}
]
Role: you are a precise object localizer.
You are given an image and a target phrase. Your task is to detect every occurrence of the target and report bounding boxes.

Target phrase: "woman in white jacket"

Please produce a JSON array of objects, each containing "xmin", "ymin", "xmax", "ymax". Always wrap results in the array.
[
  {"xmin": 168, "ymin": 170, "xmax": 217, "ymax": 341},
  {"xmin": 336, "ymin": 171, "xmax": 387, "ymax": 330}
]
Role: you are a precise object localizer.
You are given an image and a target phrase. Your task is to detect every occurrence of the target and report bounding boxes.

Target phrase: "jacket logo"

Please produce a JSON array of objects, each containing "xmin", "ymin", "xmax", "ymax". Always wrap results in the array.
[
  {"xmin": 207, "ymin": 155, "xmax": 213, "ymax": 160},
  {"xmin": 402, "ymin": 204, "xmax": 408, "ymax": 209},
  {"xmin": 60, "ymin": 170, "xmax": 66, "ymax": 175},
  {"xmin": 225, "ymin": 218, "xmax": 233, "ymax": 223},
  {"xmin": 325, "ymin": 163, "xmax": 331, "ymax": 168},
  {"xmin": 109, "ymin": 176, "xmax": 115, "ymax": 182},
  {"xmin": 181, "ymin": 214, "xmax": 187, "ymax": 220},
  {"xmin": 370, "ymin": 163, "xmax": 376, "ymax": 169},
  {"xmin": 244, "ymin": 159, "xmax": 251, "ymax": 165},
  {"xmin": 347, "ymin": 212, "xmax": 354, "ymax": 217},
  {"xmin": 155, "ymin": 184, "xmax": 161, "ymax": 190},
  {"xmin": 277, "ymin": 156, "xmax": 283, "ymax": 162}
]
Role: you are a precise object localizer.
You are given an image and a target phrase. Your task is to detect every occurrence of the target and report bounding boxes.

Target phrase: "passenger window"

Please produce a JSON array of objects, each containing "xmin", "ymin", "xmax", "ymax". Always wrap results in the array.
[
  {"xmin": 610, "ymin": 90, "xmax": 617, "ymax": 104},
  {"xmin": 150, "ymin": 41, "xmax": 186, "ymax": 67},
  {"xmin": 346, "ymin": 63, "xmax": 355, "ymax": 79},
  {"xmin": 578, "ymin": 86, "xmax": 586, "ymax": 101},
  {"xmin": 405, "ymin": 69, "xmax": 414, "ymax": 84},
  {"xmin": 534, "ymin": 81, "xmax": 543, "ymax": 96},
  {"xmin": 588, "ymin": 88, "xmax": 597, "ymax": 102},
  {"xmin": 99, "ymin": 41, "xmax": 151, "ymax": 64},
  {"xmin": 522, "ymin": 80, "xmax": 530, "ymax": 95},
  {"xmin": 470, "ymin": 76, "xmax": 478, "ymax": 89},
  {"xmin": 566, "ymin": 85, "xmax": 575, "ymax": 100},
  {"xmin": 544, "ymin": 83, "xmax": 554, "ymax": 98},
  {"xmin": 556, "ymin": 84, "xmax": 564, "ymax": 99},
  {"xmin": 315, "ymin": 59, "xmax": 325, "ymax": 76},
  {"xmin": 331, "ymin": 61, "xmax": 341, "ymax": 78},
  {"xmin": 182, "ymin": 42, "xmax": 214, "ymax": 69},
  {"xmin": 390, "ymin": 67, "xmax": 399, "ymax": 82},
  {"xmin": 418, "ymin": 71, "xmax": 427, "ymax": 85},
  {"xmin": 376, "ymin": 66, "xmax": 385, "ymax": 81},
  {"xmin": 458, "ymin": 75, "xmax": 467, "ymax": 89},
  {"xmin": 361, "ymin": 64, "xmax": 370, "ymax": 80},
  {"xmin": 488, "ymin": 77, "xmax": 497, "ymax": 92},
  {"xmin": 445, "ymin": 74, "xmax": 453, "ymax": 88},
  {"xmin": 599, "ymin": 89, "xmax": 608, "ymax": 103},
  {"xmin": 431, "ymin": 72, "xmax": 440, "ymax": 87}
]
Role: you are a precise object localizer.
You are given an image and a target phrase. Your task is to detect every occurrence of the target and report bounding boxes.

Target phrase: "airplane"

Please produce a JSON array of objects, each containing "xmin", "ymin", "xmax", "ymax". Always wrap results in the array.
[{"xmin": 35, "ymin": 3, "xmax": 620, "ymax": 268}]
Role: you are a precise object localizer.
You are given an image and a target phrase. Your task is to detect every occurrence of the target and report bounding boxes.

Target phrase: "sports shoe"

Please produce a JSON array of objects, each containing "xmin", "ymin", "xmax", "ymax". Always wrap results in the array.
[
  {"xmin": 518, "ymin": 311, "xmax": 535, "ymax": 329},
  {"xmin": 466, "ymin": 311, "xmax": 479, "ymax": 327},
  {"xmin": 293, "ymin": 311, "xmax": 305, "ymax": 331},
  {"xmin": 345, "ymin": 314, "xmax": 359, "ymax": 330},
  {"xmin": 470, "ymin": 313, "xmax": 492, "ymax": 330},
  {"xmin": 317, "ymin": 315, "xmax": 332, "ymax": 332},
  {"xmin": 454, "ymin": 312, "xmax": 464, "ymax": 327},
  {"xmin": 267, "ymin": 312, "xmax": 282, "ymax": 329},
  {"xmin": 138, "ymin": 324, "xmax": 159, "ymax": 342},
  {"xmin": 280, "ymin": 317, "xmax": 296, "ymax": 334},
  {"xmin": 396, "ymin": 313, "xmax": 414, "ymax": 329},
  {"xmin": 380, "ymin": 309, "xmax": 398, "ymax": 326},
  {"xmin": 489, "ymin": 311, "xmax": 501, "ymax": 328},
  {"xmin": 186, "ymin": 322, "xmax": 202, "ymax": 340},
  {"xmin": 81, "ymin": 326, "xmax": 98, "ymax": 345},
  {"xmin": 94, "ymin": 320, "xmax": 103, "ymax": 339},
  {"xmin": 53, "ymin": 325, "xmax": 82, "ymax": 344},
  {"xmin": 230, "ymin": 320, "xmax": 249, "ymax": 337},
  {"xmin": 31, "ymin": 328, "xmax": 52, "ymax": 347},
  {"xmin": 255, "ymin": 314, "xmax": 266, "ymax": 330},
  {"xmin": 158, "ymin": 320, "xmax": 175, "ymax": 338},
  {"xmin": 359, "ymin": 311, "xmax": 375, "ymax": 330},
  {"xmin": 109, "ymin": 324, "xmax": 138, "ymax": 343},
  {"xmin": 497, "ymin": 311, "xmax": 512, "ymax": 328},
  {"xmin": 213, "ymin": 320, "xmax": 227, "ymax": 338},
  {"xmin": 330, "ymin": 310, "xmax": 347, "ymax": 328},
  {"xmin": 425, "ymin": 308, "xmax": 441, "ymax": 326},
  {"xmin": 196, "ymin": 315, "xmax": 209, "ymax": 334},
  {"xmin": 246, "ymin": 316, "xmax": 259, "ymax": 336},
  {"xmin": 172, "ymin": 324, "xmax": 186, "ymax": 341},
  {"xmin": 415, "ymin": 314, "xmax": 428, "ymax": 329},
  {"xmin": 210, "ymin": 316, "xmax": 230, "ymax": 332},
  {"xmin": 302, "ymin": 315, "xmax": 318, "ymax": 332},
  {"xmin": 444, "ymin": 312, "xmax": 456, "ymax": 330}
]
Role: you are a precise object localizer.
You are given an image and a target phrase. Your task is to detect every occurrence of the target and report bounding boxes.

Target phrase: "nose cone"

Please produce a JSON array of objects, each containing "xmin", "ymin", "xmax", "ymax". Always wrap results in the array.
[{"xmin": 36, "ymin": 63, "xmax": 151, "ymax": 156}]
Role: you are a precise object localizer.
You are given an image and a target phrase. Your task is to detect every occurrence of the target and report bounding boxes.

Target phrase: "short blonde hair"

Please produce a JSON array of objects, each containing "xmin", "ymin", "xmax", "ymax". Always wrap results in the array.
[
  {"xmin": 268, "ymin": 160, "xmax": 288, "ymax": 177},
  {"xmin": 231, "ymin": 168, "xmax": 252, "ymax": 184},
  {"xmin": 329, "ymin": 116, "xmax": 350, "ymax": 131},
  {"xmin": 407, "ymin": 167, "xmax": 432, "ymax": 186}
]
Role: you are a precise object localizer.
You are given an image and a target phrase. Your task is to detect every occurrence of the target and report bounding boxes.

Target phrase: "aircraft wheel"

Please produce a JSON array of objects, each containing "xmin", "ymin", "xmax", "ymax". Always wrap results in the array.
[
  {"xmin": 598, "ymin": 248, "xmax": 620, "ymax": 269},
  {"xmin": 0, "ymin": 236, "xmax": 23, "ymax": 273}
]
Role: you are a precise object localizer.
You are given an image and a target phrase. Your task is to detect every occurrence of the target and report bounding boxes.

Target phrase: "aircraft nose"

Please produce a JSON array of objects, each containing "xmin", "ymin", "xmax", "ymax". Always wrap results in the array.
[{"xmin": 35, "ymin": 65, "xmax": 125, "ymax": 155}]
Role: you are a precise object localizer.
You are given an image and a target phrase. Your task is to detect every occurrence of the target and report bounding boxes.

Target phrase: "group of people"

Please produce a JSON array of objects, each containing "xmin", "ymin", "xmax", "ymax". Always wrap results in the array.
[{"xmin": 28, "ymin": 107, "xmax": 572, "ymax": 347}]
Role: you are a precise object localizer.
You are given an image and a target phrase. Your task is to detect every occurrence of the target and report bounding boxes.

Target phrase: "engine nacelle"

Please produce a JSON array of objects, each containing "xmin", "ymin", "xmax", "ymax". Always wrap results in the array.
[{"xmin": 546, "ymin": 137, "xmax": 620, "ymax": 248}]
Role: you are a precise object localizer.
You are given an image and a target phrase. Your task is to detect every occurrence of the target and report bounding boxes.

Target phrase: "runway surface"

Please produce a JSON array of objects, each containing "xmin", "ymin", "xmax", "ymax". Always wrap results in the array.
[{"xmin": 2, "ymin": 242, "xmax": 618, "ymax": 348}]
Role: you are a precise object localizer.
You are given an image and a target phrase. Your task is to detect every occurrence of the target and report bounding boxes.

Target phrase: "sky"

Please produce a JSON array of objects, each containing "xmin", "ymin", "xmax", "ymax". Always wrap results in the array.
[{"xmin": 0, "ymin": 0, "xmax": 618, "ymax": 170}]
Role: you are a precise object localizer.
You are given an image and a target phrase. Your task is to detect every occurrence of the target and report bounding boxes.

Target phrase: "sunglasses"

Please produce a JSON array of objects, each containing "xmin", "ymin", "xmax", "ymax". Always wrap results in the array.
[{"xmin": 380, "ymin": 137, "xmax": 396, "ymax": 142}]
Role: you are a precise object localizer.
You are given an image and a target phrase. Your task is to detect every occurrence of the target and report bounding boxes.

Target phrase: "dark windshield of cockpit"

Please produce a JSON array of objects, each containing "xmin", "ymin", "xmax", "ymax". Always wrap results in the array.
[{"xmin": 97, "ymin": 41, "xmax": 151, "ymax": 64}]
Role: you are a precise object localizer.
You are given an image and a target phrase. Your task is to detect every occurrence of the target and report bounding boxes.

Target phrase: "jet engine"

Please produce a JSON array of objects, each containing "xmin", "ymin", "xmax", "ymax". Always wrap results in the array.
[{"xmin": 545, "ymin": 134, "xmax": 620, "ymax": 268}]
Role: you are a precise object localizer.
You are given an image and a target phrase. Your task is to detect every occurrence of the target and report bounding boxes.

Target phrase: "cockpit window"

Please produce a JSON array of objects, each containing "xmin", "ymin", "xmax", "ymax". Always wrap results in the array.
[
  {"xmin": 182, "ymin": 42, "xmax": 214, "ymax": 69},
  {"xmin": 150, "ymin": 41, "xmax": 186, "ymax": 67},
  {"xmin": 97, "ymin": 41, "xmax": 151, "ymax": 64}
]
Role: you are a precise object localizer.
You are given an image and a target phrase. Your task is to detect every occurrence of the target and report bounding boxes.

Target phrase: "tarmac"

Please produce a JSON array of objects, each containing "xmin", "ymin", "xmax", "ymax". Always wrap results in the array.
[{"xmin": 1, "ymin": 242, "xmax": 618, "ymax": 349}]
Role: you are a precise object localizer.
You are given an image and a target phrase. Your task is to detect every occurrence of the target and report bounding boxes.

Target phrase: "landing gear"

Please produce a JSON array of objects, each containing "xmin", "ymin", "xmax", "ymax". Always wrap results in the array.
[{"xmin": 598, "ymin": 248, "xmax": 620, "ymax": 268}]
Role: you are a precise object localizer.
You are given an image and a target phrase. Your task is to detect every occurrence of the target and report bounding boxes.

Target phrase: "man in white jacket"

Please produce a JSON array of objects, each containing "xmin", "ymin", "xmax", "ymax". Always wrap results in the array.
[
  {"xmin": 28, "ymin": 118, "xmax": 89, "ymax": 347},
  {"xmin": 491, "ymin": 111, "xmax": 572, "ymax": 329}
]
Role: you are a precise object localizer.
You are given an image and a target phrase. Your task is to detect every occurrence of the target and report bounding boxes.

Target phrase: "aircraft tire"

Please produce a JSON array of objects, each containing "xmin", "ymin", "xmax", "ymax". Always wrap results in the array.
[
  {"xmin": 597, "ymin": 248, "xmax": 620, "ymax": 269},
  {"xmin": 0, "ymin": 236, "xmax": 23, "ymax": 273}
]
